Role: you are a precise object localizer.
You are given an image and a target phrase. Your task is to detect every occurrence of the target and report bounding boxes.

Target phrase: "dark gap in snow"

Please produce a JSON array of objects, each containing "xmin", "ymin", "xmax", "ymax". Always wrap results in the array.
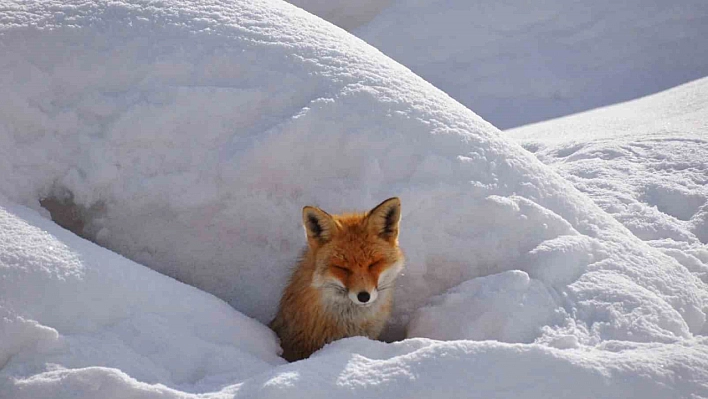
[
  {"xmin": 39, "ymin": 188, "xmax": 105, "ymax": 242},
  {"xmin": 380, "ymin": 322, "xmax": 406, "ymax": 343}
]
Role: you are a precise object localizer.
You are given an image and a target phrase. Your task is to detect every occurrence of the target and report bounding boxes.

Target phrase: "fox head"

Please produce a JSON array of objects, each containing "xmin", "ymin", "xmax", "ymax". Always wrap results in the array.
[{"xmin": 303, "ymin": 197, "xmax": 404, "ymax": 307}]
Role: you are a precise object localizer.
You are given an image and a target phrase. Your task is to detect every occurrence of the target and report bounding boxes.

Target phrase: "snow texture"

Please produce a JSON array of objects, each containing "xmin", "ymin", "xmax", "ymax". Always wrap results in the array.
[
  {"xmin": 407, "ymin": 270, "xmax": 564, "ymax": 343},
  {"xmin": 288, "ymin": 0, "xmax": 708, "ymax": 128},
  {"xmin": 509, "ymin": 77, "xmax": 708, "ymax": 286},
  {"xmin": 0, "ymin": 0, "xmax": 707, "ymax": 398},
  {"xmin": 0, "ymin": 197, "xmax": 284, "ymax": 394}
]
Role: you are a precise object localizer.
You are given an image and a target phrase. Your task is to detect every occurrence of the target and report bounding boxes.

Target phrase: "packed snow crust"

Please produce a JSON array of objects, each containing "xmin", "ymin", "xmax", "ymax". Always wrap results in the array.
[
  {"xmin": 289, "ymin": 0, "xmax": 708, "ymax": 128},
  {"xmin": 1, "ymin": 0, "xmax": 707, "ymax": 397}
]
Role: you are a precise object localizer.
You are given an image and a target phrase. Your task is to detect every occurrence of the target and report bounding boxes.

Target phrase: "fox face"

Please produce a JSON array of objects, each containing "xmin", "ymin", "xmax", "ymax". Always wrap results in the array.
[{"xmin": 303, "ymin": 197, "xmax": 404, "ymax": 308}]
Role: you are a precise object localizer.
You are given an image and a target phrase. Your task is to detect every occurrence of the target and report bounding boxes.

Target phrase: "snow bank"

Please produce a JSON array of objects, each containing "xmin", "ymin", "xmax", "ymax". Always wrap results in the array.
[
  {"xmin": 338, "ymin": 0, "xmax": 708, "ymax": 128},
  {"xmin": 6, "ymin": 336, "xmax": 708, "ymax": 399},
  {"xmin": 509, "ymin": 77, "xmax": 708, "ymax": 286},
  {"xmin": 0, "ymin": 196, "xmax": 283, "ymax": 394},
  {"xmin": 261, "ymin": 337, "xmax": 708, "ymax": 399},
  {"xmin": 1, "ymin": 0, "xmax": 708, "ymax": 397},
  {"xmin": 407, "ymin": 270, "xmax": 563, "ymax": 343}
]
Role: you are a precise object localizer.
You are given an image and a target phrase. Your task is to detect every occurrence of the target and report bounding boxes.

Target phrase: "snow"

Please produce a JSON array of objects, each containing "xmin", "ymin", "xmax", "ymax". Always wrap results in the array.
[
  {"xmin": 407, "ymin": 270, "xmax": 564, "ymax": 344},
  {"xmin": 508, "ymin": 77, "xmax": 708, "ymax": 285},
  {"xmin": 0, "ymin": 197, "xmax": 284, "ymax": 395},
  {"xmin": 287, "ymin": 0, "xmax": 708, "ymax": 128},
  {"xmin": 6, "ymin": 336, "xmax": 708, "ymax": 398},
  {"xmin": 1, "ymin": 0, "xmax": 707, "ymax": 398}
]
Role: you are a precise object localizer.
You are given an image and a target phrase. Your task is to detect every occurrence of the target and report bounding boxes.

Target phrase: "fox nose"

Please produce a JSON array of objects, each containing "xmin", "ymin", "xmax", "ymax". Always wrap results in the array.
[{"xmin": 357, "ymin": 291, "xmax": 370, "ymax": 303}]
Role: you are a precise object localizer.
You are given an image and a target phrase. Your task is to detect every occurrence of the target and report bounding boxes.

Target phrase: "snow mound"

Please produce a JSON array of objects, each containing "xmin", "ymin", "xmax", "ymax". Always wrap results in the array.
[
  {"xmin": 337, "ymin": 0, "xmax": 708, "ymax": 128},
  {"xmin": 509, "ymin": 77, "xmax": 708, "ymax": 285},
  {"xmin": 0, "ymin": 197, "xmax": 283, "ymax": 393},
  {"xmin": 1, "ymin": 0, "xmax": 707, "ymax": 397},
  {"xmin": 6, "ymin": 337, "xmax": 708, "ymax": 398},
  {"xmin": 407, "ymin": 270, "xmax": 564, "ymax": 344}
]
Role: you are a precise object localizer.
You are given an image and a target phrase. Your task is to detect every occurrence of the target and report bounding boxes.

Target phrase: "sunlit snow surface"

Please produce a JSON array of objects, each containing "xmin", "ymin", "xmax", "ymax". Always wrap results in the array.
[
  {"xmin": 1, "ymin": 0, "xmax": 707, "ymax": 398},
  {"xmin": 509, "ymin": 78, "xmax": 708, "ymax": 284},
  {"xmin": 287, "ymin": 0, "xmax": 708, "ymax": 128}
]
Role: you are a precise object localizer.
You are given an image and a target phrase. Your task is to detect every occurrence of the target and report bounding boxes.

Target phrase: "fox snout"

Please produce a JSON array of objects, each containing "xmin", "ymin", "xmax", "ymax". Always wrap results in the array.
[{"xmin": 348, "ymin": 289, "xmax": 378, "ymax": 306}]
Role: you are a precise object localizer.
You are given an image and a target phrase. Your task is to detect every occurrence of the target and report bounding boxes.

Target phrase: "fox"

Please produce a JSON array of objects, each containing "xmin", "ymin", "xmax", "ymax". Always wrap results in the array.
[{"xmin": 269, "ymin": 197, "xmax": 405, "ymax": 362}]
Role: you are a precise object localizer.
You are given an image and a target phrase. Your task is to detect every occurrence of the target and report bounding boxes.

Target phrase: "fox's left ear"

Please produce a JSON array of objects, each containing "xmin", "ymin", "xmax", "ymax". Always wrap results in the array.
[{"xmin": 366, "ymin": 197, "xmax": 401, "ymax": 243}]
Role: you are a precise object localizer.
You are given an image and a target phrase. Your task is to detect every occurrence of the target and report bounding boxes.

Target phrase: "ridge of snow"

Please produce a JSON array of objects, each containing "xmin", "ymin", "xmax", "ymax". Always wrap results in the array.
[
  {"xmin": 286, "ymin": 0, "xmax": 708, "ymax": 128},
  {"xmin": 509, "ymin": 77, "xmax": 708, "ymax": 289}
]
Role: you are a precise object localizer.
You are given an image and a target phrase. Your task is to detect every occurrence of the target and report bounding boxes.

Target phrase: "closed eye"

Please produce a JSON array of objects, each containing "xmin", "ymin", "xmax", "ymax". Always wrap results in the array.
[{"xmin": 333, "ymin": 265, "xmax": 351, "ymax": 274}]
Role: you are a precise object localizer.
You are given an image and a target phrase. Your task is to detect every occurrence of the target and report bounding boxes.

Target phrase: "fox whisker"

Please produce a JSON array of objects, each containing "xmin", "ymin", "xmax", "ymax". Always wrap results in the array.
[
  {"xmin": 325, "ymin": 283, "xmax": 347, "ymax": 295},
  {"xmin": 377, "ymin": 283, "xmax": 395, "ymax": 291}
]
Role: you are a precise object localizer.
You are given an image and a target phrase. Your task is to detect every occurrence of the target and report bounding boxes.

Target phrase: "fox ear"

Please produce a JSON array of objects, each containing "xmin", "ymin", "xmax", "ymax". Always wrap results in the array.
[
  {"xmin": 366, "ymin": 197, "xmax": 401, "ymax": 243},
  {"xmin": 302, "ymin": 206, "xmax": 337, "ymax": 245}
]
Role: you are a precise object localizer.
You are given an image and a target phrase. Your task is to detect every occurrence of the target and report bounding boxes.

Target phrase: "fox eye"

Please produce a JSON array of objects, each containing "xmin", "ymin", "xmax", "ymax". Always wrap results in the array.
[
  {"xmin": 333, "ymin": 265, "xmax": 350, "ymax": 274},
  {"xmin": 368, "ymin": 262, "xmax": 379, "ymax": 270}
]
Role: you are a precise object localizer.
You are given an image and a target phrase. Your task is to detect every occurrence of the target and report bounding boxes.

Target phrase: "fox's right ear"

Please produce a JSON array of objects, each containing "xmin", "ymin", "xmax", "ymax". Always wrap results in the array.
[{"xmin": 302, "ymin": 206, "xmax": 337, "ymax": 245}]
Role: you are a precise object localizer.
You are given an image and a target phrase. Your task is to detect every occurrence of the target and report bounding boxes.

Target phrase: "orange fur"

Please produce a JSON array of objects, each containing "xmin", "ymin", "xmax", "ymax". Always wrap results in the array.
[{"xmin": 269, "ymin": 197, "xmax": 405, "ymax": 362}]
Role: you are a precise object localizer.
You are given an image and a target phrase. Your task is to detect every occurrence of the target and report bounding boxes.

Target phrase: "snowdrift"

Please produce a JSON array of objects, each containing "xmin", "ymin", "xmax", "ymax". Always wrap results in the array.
[
  {"xmin": 0, "ymin": 197, "xmax": 284, "ymax": 395},
  {"xmin": 1, "ymin": 0, "xmax": 707, "ymax": 397},
  {"xmin": 314, "ymin": 0, "xmax": 708, "ymax": 128},
  {"xmin": 508, "ymin": 77, "xmax": 708, "ymax": 283}
]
